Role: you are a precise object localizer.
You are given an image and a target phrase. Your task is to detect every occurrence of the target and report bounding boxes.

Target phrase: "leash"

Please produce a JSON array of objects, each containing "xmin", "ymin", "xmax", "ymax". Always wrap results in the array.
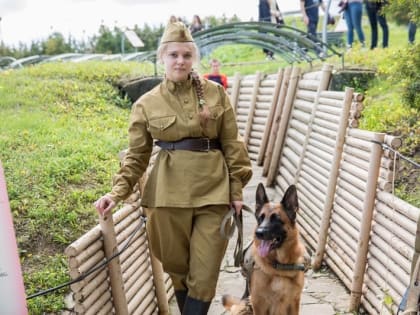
[{"xmin": 220, "ymin": 204, "xmax": 254, "ymax": 267}]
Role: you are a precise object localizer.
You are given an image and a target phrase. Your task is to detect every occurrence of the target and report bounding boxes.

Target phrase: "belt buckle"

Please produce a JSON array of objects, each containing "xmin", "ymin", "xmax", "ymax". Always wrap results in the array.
[{"xmin": 200, "ymin": 138, "xmax": 210, "ymax": 152}]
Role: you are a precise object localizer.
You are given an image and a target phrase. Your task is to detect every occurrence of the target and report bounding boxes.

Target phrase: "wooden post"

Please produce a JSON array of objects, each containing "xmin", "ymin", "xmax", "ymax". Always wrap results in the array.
[
  {"xmin": 257, "ymin": 68, "xmax": 284, "ymax": 166},
  {"xmin": 313, "ymin": 87, "xmax": 353, "ymax": 270},
  {"xmin": 349, "ymin": 132, "xmax": 385, "ymax": 312},
  {"xmin": 262, "ymin": 67, "xmax": 292, "ymax": 175},
  {"xmin": 149, "ymin": 254, "xmax": 170, "ymax": 314},
  {"xmin": 229, "ymin": 72, "xmax": 242, "ymax": 114},
  {"xmin": 243, "ymin": 71, "xmax": 263, "ymax": 145},
  {"xmin": 99, "ymin": 213, "xmax": 129, "ymax": 315},
  {"xmin": 265, "ymin": 66, "xmax": 301, "ymax": 186}
]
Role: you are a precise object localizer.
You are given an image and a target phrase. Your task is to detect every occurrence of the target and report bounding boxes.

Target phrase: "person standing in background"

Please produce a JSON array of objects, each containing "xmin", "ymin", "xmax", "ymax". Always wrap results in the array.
[
  {"xmin": 203, "ymin": 59, "xmax": 228, "ymax": 90},
  {"xmin": 300, "ymin": 0, "xmax": 328, "ymax": 38},
  {"xmin": 408, "ymin": 21, "xmax": 417, "ymax": 44},
  {"xmin": 364, "ymin": 0, "xmax": 389, "ymax": 49},
  {"xmin": 300, "ymin": 0, "xmax": 334, "ymax": 56},
  {"xmin": 189, "ymin": 14, "xmax": 204, "ymax": 34},
  {"xmin": 258, "ymin": 0, "xmax": 284, "ymax": 60},
  {"xmin": 341, "ymin": 0, "xmax": 365, "ymax": 48}
]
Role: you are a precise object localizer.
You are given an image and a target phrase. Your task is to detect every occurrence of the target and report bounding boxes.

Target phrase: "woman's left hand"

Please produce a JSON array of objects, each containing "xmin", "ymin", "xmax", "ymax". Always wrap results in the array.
[{"xmin": 231, "ymin": 200, "xmax": 243, "ymax": 216}]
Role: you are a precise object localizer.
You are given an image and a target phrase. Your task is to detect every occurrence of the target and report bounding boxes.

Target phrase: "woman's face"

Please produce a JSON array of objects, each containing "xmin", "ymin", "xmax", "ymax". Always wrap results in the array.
[{"xmin": 162, "ymin": 42, "xmax": 195, "ymax": 82}]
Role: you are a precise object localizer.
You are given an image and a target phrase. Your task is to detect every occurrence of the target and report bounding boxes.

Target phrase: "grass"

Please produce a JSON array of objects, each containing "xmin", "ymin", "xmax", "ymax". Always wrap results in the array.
[
  {"xmin": 0, "ymin": 62, "xmax": 151, "ymax": 313},
  {"xmin": 0, "ymin": 19, "xmax": 419, "ymax": 313}
]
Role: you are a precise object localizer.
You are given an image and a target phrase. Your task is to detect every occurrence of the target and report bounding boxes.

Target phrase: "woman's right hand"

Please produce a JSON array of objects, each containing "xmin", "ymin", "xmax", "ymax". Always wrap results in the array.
[{"xmin": 94, "ymin": 194, "xmax": 116, "ymax": 217}]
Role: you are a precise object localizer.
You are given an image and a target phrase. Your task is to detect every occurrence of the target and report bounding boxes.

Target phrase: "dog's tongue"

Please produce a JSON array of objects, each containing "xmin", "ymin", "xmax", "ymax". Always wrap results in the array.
[{"xmin": 258, "ymin": 240, "xmax": 271, "ymax": 257}]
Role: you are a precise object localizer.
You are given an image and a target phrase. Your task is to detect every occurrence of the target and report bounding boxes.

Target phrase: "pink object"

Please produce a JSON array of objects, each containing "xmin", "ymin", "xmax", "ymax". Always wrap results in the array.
[{"xmin": 0, "ymin": 161, "xmax": 28, "ymax": 314}]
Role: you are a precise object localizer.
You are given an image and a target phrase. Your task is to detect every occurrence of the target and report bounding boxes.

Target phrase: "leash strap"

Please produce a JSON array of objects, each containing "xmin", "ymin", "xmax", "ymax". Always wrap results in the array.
[{"xmin": 220, "ymin": 204, "xmax": 254, "ymax": 268}]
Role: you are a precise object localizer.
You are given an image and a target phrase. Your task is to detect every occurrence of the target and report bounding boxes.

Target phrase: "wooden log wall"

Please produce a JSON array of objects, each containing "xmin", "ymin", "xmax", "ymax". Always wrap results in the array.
[
  {"xmin": 228, "ymin": 65, "xmax": 419, "ymax": 315},
  {"xmin": 246, "ymin": 72, "xmax": 280, "ymax": 161},
  {"xmin": 65, "ymin": 190, "xmax": 173, "ymax": 314},
  {"xmin": 361, "ymin": 174, "xmax": 419, "ymax": 313},
  {"xmin": 231, "ymin": 74, "xmax": 259, "ymax": 140}
]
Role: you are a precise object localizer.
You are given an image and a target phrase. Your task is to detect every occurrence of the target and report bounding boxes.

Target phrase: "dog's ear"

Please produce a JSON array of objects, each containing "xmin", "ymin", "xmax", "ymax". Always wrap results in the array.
[
  {"xmin": 281, "ymin": 185, "xmax": 299, "ymax": 223},
  {"xmin": 256, "ymin": 183, "xmax": 269, "ymax": 216}
]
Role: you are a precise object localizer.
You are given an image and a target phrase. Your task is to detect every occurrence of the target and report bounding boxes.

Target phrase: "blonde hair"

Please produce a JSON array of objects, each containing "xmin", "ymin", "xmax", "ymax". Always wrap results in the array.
[{"xmin": 191, "ymin": 70, "xmax": 210, "ymax": 127}]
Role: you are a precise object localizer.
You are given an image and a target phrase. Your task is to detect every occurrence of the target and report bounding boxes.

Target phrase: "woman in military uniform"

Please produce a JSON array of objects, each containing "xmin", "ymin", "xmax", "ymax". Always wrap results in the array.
[{"xmin": 94, "ymin": 21, "xmax": 252, "ymax": 314}]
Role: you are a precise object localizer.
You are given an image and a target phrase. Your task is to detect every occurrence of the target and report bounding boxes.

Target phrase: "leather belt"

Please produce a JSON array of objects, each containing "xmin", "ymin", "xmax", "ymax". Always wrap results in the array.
[{"xmin": 155, "ymin": 138, "xmax": 221, "ymax": 152}]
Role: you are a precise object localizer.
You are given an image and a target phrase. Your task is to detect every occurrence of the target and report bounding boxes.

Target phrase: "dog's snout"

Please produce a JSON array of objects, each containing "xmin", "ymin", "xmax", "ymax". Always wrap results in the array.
[{"xmin": 255, "ymin": 227, "xmax": 271, "ymax": 240}]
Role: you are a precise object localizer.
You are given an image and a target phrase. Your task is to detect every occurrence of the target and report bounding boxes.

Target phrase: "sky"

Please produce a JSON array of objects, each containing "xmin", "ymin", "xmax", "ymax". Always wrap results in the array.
[{"xmin": 0, "ymin": 0, "xmax": 309, "ymax": 47}]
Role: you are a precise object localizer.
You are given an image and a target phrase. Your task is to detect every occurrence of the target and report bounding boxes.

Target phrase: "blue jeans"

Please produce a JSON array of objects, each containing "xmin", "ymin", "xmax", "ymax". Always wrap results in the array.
[
  {"xmin": 344, "ymin": 2, "xmax": 365, "ymax": 47},
  {"xmin": 307, "ymin": 19, "xmax": 318, "ymax": 37},
  {"xmin": 365, "ymin": 1, "xmax": 388, "ymax": 49},
  {"xmin": 408, "ymin": 21, "xmax": 417, "ymax": 44}
]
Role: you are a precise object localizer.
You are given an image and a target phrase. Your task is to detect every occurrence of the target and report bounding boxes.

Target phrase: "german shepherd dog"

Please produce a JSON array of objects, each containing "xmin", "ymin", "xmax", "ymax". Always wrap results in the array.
[{"xmin": 223, "ymin": 183, "xmax": 306, "ymax": 315}]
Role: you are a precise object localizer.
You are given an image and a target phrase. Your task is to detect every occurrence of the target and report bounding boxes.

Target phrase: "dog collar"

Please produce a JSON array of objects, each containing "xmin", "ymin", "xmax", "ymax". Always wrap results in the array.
[{"xmin": 272, "ymin": 261, "xmax": 306, "ymax": 271}]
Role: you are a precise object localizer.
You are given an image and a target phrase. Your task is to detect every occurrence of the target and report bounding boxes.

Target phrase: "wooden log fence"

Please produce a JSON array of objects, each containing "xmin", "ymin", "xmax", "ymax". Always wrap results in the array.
[
  {"xmin": 64, "ymin": 64, "xmax": 419, "ymax": 314},
  {"xmin": 65, "ymin": 188, "xmax": 171, "ymax": 314},
  {"xmin": 227, "ymin": 65, "xmax": 419, "ymax": 314}
]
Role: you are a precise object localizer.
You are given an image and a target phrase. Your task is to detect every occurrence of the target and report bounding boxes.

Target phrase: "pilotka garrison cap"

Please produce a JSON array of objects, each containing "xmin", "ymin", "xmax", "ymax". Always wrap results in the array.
[{"xmin": 160, "ymin": 21, "xmax": 194, "ymax": 44}]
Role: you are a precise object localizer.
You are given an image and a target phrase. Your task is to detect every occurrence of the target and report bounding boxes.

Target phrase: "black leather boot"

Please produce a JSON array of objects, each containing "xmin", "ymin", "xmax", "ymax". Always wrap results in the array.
[
  {"xmin": 174, "ymin": 290, "xmax": 188, "ymax": 313},
  {"xmin": 182, "ymin": 296, "xmax": 211, "ymax": 315}
]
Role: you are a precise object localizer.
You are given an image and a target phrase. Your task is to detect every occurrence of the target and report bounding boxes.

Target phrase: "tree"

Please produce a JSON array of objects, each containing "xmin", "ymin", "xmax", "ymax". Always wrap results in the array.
[
  {"xmin": 42, "ymin": 32, "xmax": 71, "ymax": 55},
  {"xmin": 92, "ymin": 24, "xmax": 119, "ymax": 54},
  {"xmin": 133, "ymin": 23, "xmax": 164, "ymax": 51},
  {"xmin": 384, "ymin": 0, "xmax": 419, "ymax": 25}
]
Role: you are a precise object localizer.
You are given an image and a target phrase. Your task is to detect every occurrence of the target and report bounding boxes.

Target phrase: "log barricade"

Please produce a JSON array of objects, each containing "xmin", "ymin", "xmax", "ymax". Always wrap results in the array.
[
  {"xmin": 361, "ymin": 191, "xmax": 420, "ymax": 314},
  {"xmin": 228, "ymin": 65, "xmax": 419, "ymax": 314},
  {"xmin": 65, "ymin": 64, "xmax": 419, "ymax": 314},
  {"xmin": 256, "ymin": 69, "xmax": 284, "ymax": 165},
  {"xmin": 263, "ymin": 66, "xmax": 301, "ymax": 179},
  {"xmin": 230, "ymin": 74, "xmax": 257, "ymax": 139},
  {"xmin": 65, "ymin": 188, "xmax": 172, "ymax": 314}
]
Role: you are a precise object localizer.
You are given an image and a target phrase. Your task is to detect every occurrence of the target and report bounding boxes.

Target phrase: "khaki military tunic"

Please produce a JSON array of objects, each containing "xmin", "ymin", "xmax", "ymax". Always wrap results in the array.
[{"xmin": 109, "ymin": 76, "xmax": 252, "ymax": 206}]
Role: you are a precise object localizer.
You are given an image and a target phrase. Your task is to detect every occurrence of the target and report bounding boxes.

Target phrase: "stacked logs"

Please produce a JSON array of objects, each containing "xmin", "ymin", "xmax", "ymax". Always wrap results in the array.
[
  {"xmin": 296, "ymin": 87, "xmax": 353, "ymax": 257},
  {"xmin": 323, "ymin": 129, "xmax": 406, "ymax": 314},
  {"xmin": 232, "ymin": 74, "xmax": 260, "ymax": 140},
  {"xmin": 65, "ymin": 224, "xmax": 113, "ymax": 314},
  {"xmin": 267, "ymin": 65, "xmax": 334, "ymax": 187},
  {"xmin": 324, "ymin": 129, "xmax": 383, "ymax": 289},
  {"xmin": 362, "ymin": 187, "xmax": 417, "ymax": 314},
  {"xmin": 65, "ymin": 184, "xmax": 171, "ymax": 314},
  {"xmin": 115, "ymin": 202, "xmax": 157, "ymax": 314},
  {"xmin": 245, "ymin": 72, "xmax": 280, "ymax": 161},
  {"xmin": 349, "ymin": 92, "xmax": 364, "ymax": 128}
]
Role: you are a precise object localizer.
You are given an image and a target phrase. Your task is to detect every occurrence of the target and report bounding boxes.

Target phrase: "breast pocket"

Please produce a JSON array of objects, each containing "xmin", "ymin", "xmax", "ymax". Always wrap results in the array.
[
  {"xmin": 148, "ymin": 115, "xmax": 178, "ymax": 140},
  {"xmin": 205, "ymin": 105, "xmax": 225, "ymax": 138}
]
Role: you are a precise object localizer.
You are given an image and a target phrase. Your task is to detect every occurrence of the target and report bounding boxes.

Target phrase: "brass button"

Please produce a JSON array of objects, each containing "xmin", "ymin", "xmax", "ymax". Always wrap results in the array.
[
  {"xmin": 189, "ymin": 114, "xmax": 193, "ymax": 119},
  {"xmin": 184, "ymin": 99, "xmax": 189, "ymax": 104}
]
